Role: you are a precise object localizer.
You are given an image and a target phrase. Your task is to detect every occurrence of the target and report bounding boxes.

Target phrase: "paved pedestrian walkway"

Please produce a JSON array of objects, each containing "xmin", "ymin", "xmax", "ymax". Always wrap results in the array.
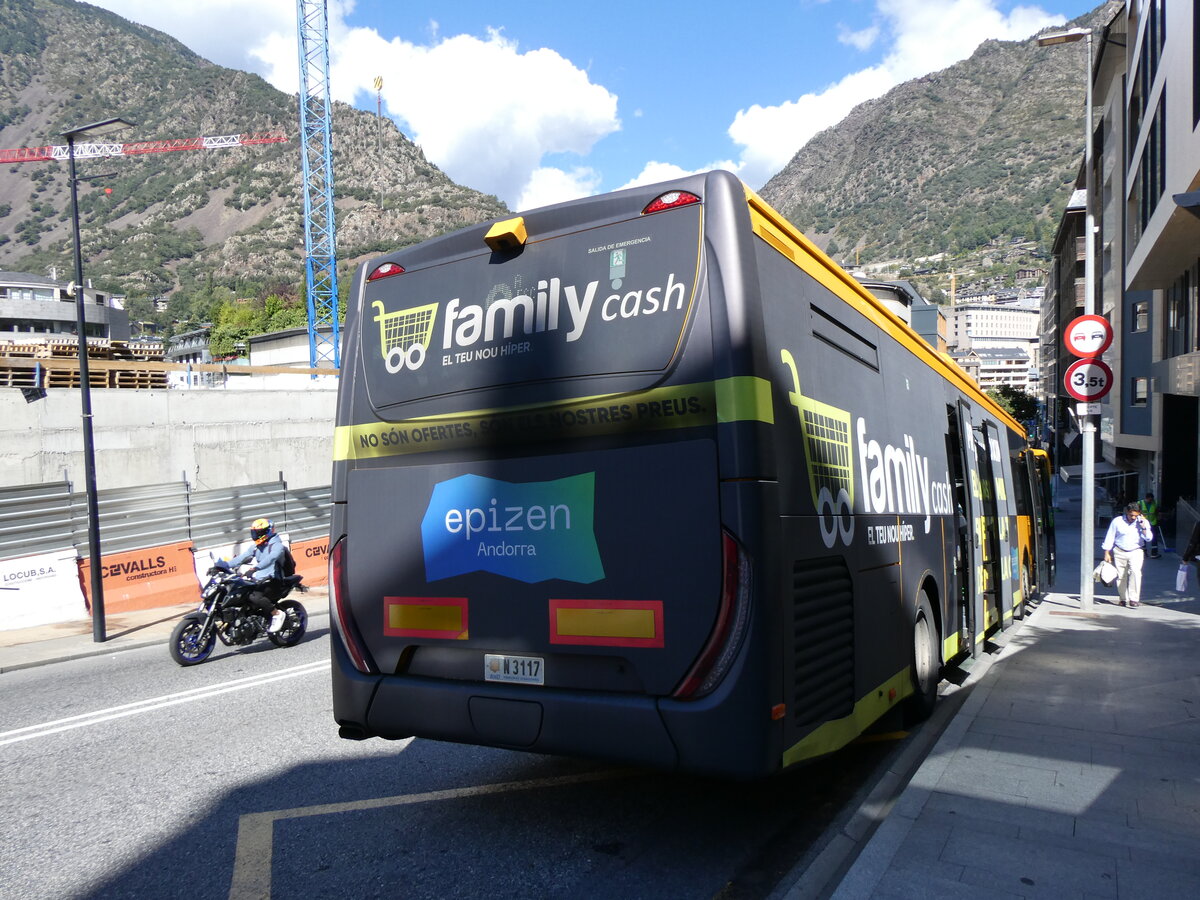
[{"xmin": 825, "ymin": 488, "xmax": 1200, "ymax": 899}]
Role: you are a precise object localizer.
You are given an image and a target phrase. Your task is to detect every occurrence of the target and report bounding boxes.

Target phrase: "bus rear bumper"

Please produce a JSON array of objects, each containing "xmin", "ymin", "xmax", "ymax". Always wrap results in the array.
[
  {"xmin": 370, "ymin": 677, "xmax": 679, "ymax": 771},
  {"xmin": 332, "ymin": 635, "xmax": 679, "ymax": 768},
  {"xmin": 332, "ymin": 635, "xmax": 776, "ymax": 777}
]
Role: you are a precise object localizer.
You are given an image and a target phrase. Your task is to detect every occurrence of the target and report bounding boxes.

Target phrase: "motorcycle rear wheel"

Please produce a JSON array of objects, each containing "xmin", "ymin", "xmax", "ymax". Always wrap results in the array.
[
  {"xmin": 170, "ymin": 616, "xmax": 215, "ymax": 666},
  {"xmin": 267, "ymin": 599, "xmax": 307, "ymax": 648}
]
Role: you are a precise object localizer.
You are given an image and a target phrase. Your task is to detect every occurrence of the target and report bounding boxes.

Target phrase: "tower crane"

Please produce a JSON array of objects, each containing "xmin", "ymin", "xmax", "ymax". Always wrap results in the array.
[
  {"xmin": 295, "ymin": 0, "xmax": 340, "ymax": 370},
  {"xmin": 6, "ymin": 4, "xmax": 342, "ymax": 372},
  {"xmin": 0, "ymin": 130, "xmax": 287, "ymax": 164}
]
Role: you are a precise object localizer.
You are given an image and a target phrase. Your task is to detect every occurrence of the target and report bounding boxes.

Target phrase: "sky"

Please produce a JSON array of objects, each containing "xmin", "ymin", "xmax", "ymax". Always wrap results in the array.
[{"xmin": 88, "ymin": 0, "xmax": 1095, "ymax": 212}]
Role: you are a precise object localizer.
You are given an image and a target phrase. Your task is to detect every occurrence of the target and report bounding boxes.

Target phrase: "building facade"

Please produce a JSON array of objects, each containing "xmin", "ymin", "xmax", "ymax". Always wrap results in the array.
[
  {"xmin": 1125, "ymin": 0, "xmax": 1200, "ymax": 517},
  {"xmin": 0, "ymin": 271, "xmax": 129, "ymax": 343},
  {"xmin": 1043, "ymin": 0, "xmax": 1200, "ymax": 530}
]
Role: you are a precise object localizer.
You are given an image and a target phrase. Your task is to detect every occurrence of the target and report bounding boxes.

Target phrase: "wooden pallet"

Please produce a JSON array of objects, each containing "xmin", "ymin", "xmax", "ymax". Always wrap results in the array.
[
  {"xmin": 113, "ymin": 369, "xmax": 168, "ymax": 389},
  {"xmin": 44, "ymin": 368, "xmax": 108, "ymax": 389},
  {"xmin": 0, "ymin": 366, "xmax": 37, "ymax": 388}
]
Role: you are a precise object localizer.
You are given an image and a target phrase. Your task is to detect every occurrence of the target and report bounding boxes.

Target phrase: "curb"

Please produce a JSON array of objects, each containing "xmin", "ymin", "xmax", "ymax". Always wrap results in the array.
[
  {"xmin": 776, "ymin": 601, "xmax": 1038, "ymax": 900},
  {"xmin": 0, "ymin": 636, "xmax": 172, "ymax": 674},
  {"xmin": 0, "ymin": 609, "xmax": 330, "ymax": 674}
]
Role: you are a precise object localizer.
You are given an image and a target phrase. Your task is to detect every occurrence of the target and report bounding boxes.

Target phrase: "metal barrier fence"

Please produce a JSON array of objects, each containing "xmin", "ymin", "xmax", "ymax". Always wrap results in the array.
[
  {"xmin": 0, "ymin": 481, "xmax": 75, "ymax": 558},
  {"xmin": 0, "ymin": 477, "xmax": 330, "ymax": 562}
]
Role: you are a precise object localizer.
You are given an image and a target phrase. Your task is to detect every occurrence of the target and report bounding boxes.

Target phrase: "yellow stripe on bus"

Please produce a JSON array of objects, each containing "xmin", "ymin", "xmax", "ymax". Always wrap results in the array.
[
  {"xmin": 715, "ymin": 376, "xmax": 774, "ymax": 424},
  {"xmin": 332, "ymin": 377, "xmax": 772, "ymax": 461},
  {"xmin": 943, "ymin": 631, "xmax": 960, "ymax": 659},
  {"xmin": 781, "ymin": 668, "xmax": 912, "ymax": 767}
]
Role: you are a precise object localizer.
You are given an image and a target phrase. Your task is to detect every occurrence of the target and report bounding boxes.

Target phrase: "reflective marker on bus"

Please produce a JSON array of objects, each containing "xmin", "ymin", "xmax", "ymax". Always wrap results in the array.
[{"xmin": 328, "ymin": 170, "xmax": 1053, "ymax": 778}]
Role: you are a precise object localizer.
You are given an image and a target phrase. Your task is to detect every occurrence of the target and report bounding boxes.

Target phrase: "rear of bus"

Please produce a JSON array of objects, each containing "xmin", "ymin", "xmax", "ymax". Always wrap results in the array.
[{"xmin": 329, "ymin": 171, "xmax": 775, "ymax": 777}]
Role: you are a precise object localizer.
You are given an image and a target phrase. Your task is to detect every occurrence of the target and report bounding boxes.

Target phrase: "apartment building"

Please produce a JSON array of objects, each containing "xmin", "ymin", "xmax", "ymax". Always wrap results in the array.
[
  {"xmin": 0, "ymin": 270, "xmax": 129, "ymax": 343},
  {"xmin": 1043, "ymin": 0, "xmax": 1200, "ymax": 526}
]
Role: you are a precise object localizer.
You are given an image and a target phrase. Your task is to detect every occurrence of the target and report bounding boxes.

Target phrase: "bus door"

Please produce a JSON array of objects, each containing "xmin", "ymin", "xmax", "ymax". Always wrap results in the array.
[
  {"xmin": 982, "ymin": 423, "xmax": 1014, "ymax": 630},
  {"xmin": 948, "ymin": 402, "xmax": 983, "ymax": 658},
  {"xmin": 970, "ymin": 422, "xmax": 1004, "ymax": 639},
  {"xmin": 1026, "ymin": 449, "xmax": 1055, "ymax": 589}
]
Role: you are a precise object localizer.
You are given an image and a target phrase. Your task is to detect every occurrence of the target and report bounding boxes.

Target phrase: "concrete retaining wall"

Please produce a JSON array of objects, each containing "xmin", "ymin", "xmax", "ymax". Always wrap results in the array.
[{"xmin": 1, "ymin": 387, "xmax": 338, "ymax": 491}]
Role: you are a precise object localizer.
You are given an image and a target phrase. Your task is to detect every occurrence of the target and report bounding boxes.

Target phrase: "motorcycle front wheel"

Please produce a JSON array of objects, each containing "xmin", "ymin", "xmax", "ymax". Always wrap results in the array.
[
  {"xmin": 170, "ymin": 616, "xmax": 215, "ymax": 666},
  {"xmin": 267, "ymin": 599, "xmax": 307, "ymax": 648}
]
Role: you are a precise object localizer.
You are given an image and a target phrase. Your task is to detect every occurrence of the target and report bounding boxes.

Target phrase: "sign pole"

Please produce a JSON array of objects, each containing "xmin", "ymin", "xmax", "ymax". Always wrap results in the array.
[{"xmin": 1064, "ymin": 312, "xmax": 1112, "ymax": 614}]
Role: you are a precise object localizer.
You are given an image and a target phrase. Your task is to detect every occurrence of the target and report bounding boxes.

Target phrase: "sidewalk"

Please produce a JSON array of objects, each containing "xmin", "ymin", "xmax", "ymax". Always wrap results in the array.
[
  {"xmin": 821, "ymin": 488, "xmax": 1200, "ymax": 899},
  {"xmin": 0, "ymin": 588, "xmax": 328, "ymax": 673}
]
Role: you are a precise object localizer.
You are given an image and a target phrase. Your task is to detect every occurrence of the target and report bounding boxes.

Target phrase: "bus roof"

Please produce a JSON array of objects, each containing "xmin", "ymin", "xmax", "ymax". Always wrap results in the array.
[{"xmin": 742, "ymin": 185, "xmax": 1025, "ymax": 437}]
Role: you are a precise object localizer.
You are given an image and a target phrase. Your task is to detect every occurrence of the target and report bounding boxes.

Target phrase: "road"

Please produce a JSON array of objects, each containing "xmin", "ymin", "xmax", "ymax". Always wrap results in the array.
[{"xmin": 0, "ymin": 624, "xmax": 906, "ymax": 900}]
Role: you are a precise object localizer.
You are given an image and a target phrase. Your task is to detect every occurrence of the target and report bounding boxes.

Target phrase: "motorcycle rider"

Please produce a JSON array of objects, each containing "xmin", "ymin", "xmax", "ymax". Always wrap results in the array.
[{"xmin": 224, "ymin": 517, "xmax": 287, "ymax": 633}]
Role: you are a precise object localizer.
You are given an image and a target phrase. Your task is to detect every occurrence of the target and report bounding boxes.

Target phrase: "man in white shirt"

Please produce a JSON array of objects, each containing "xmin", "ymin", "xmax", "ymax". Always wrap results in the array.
[{"xmin": 1102, "ymin": 503, "xmax": 1155, "ymax": 608}]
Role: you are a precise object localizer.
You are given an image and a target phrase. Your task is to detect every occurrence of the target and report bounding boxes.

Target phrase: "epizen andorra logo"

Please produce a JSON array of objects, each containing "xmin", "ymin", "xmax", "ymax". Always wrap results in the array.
[{"xmin": 420, "ymin": 472, "xmax": 605, "ymax": 584}]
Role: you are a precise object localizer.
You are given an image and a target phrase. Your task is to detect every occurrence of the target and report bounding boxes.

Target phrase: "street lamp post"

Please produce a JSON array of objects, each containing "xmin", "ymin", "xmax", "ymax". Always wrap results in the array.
[
  {"xmin": 1037, "ymin": 26, "xmax": 1095, "ymax": 611},
  {"xmin": 62, "ymin": 116, "xmax": 135, "ymax": 643}
]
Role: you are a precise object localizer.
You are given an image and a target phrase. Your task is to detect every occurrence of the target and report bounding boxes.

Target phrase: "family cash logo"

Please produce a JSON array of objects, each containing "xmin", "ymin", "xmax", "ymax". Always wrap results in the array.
[
  {"xmin": 781, "ymin": 350, "xmax": 952, "ymax": 548},
  {"xmin": 370, "ymin": 263, "xmax": 691, "ymax": 376}
]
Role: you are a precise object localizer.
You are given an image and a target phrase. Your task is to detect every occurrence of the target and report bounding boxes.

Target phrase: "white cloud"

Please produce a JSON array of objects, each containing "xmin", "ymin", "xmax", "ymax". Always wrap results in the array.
[
  {"xmin": 729, "ymin": 66, "xmax": 895, "ymax": 187},
  {"xmin": 729, "ymin": 0, "xmax": 1067, "ymax": 187},
  {"xmin": 89, "ymin": 0, "xmax": 297, "ymax": 76},
  {"xmin": 838, "ymin": 23, "xmax": 881, "ymax": 51},
  {"xmin": 617, "ymin": 160, "xmax": 741, "ymax": 193},
  {"xmin": 516, "ymin": 167, "xmax": 603, "ymax": 211},
  {"xmin": 324, "ymin": 28, "xmax": 620, "ymax": 208},
  {"xmin": 91, "ymin": 2, "xmax": 619, "ymax": 208},
  {"xmin": 88, "ymin": 0, "xmax": 1069, "ymax": 207}
]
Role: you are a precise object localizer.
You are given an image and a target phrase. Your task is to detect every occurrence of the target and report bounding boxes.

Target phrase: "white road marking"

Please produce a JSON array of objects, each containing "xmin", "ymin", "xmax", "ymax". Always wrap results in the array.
[{"xmin": 0, "ymin": 660, "xmax": 326, "ymax": 748}]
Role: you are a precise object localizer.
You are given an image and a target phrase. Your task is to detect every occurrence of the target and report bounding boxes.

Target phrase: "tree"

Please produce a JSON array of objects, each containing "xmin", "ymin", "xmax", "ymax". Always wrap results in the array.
[
  {"xmin": 987, "ymin": 385, "xmax": 1039, "ymax": 423},
  {"xmin": 208, "ymin": 299, "xmax": 261, "ymax": 359}
]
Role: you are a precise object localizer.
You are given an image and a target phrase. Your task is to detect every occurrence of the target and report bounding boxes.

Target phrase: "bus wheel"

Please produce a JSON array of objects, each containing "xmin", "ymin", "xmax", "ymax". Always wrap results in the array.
[{"xmin": 905, "ymin": 593, "xmax": 939, "ymax": 725}]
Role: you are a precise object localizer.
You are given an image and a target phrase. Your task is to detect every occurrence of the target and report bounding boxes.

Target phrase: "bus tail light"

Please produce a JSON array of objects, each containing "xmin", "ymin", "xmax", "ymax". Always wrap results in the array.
[
  {"xmin": 329, "ymin": 537, "xmax": 377, "ymax": 674},
  {"xmin": 642, "ymin": 191, "xmax": 701, "ymax": 215},
  {"xmin": 673, "ymin": 531, "xmax": 751, "ymax": 699},
  {"xmin": 366, "ymin": 261, "xmax": 405, "ymax": 281}
]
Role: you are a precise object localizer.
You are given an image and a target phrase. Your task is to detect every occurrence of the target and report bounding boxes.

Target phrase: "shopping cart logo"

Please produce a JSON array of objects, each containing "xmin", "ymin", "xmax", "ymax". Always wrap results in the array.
[
  {"xmin": 373, "ymin": 300, "xmax": 439, "ymax": 373},
  {"xmin": 799, "ymin": 396, "xmax": 856, "ymax": 549},
  {"xmin": 782, "ymin": 349, "xmax": 855, "ymax": 548}
]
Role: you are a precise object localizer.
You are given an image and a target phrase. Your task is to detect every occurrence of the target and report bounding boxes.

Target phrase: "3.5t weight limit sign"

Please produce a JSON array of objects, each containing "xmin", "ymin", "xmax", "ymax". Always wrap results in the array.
[{"xmin": 1064, "ymin": 357, "xmax": 1113, "ymax": 402}]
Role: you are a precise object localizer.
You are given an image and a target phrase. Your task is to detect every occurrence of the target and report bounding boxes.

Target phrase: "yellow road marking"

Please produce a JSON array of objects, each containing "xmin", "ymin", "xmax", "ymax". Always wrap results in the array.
[{"xmin": 228, "ymin": 767, "xmax": 636, "ymax": 899}]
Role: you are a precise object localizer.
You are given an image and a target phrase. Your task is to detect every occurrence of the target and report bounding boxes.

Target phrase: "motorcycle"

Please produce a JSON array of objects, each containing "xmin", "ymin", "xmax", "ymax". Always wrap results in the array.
[{"xmin": 169, "ymin": 561, "xmax": 308, "ymax": 666}]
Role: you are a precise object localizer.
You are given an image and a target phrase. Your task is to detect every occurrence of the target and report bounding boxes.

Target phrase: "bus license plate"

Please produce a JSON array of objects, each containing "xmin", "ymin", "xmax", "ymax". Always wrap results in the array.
[{"xmin": 484, "ymin": 654, "xmax": 544, "ymax": 685}]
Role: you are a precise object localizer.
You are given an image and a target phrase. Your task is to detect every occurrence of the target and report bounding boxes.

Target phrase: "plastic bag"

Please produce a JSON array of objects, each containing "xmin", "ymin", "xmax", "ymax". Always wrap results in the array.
[
  {"xmin": 1177, "ymin": 564, "xmax": 1189, "ymax": 592},
  {"xmin": 1093, "ymin": 561, "xmax": 1118, "ymax": 586}
]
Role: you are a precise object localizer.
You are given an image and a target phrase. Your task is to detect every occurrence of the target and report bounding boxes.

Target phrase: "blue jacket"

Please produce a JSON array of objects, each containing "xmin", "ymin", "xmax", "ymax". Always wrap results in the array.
[{"xmin": 229, "ymin": 533, "xmax": 285, "ymax": 581}]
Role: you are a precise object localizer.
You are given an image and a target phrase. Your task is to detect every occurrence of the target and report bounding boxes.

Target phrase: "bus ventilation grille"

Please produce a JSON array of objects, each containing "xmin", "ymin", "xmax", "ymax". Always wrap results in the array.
[{"xmin": 791, "ymin": 557, "xmax": 855, "ymax": 727}]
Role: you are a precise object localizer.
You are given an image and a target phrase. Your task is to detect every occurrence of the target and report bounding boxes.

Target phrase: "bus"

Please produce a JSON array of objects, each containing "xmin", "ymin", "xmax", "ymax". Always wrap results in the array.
[{"xmin": 328, "ymin": 170, "xmax": 1053, "ymax": 779}]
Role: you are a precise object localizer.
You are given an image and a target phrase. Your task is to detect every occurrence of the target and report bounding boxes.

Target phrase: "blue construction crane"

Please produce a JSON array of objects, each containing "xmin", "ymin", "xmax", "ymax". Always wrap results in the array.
[{"xmin": 295, "ymin": 0, "xmax": 340, "ymax": 370}]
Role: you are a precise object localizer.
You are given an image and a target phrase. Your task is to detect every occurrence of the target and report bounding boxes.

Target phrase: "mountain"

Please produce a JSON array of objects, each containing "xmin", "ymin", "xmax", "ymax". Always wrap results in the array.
[
  {"xmin": 0, "ymin": 0, "xmax": 507, "ymax": 303},
  {"xmin": 761, "ymin": 2, "xmax": 1121, "ymax": 288}
]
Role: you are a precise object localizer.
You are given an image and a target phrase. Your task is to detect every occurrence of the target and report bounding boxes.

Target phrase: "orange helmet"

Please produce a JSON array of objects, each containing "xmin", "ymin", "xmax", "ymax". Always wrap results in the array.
[{"xmin": 250, "ymin": 518, "xmax": 274, "ymax": 546}]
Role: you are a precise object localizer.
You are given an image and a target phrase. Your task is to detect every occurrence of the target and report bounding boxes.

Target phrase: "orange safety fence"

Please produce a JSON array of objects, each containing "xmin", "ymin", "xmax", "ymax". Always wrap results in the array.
[
  {"xmin": 290, "ymin": 537, "xmax": 329, "ymax": 586},
  {"xmin": 78, "ymin": 541, "xmax": 201, "ymax": 614}
]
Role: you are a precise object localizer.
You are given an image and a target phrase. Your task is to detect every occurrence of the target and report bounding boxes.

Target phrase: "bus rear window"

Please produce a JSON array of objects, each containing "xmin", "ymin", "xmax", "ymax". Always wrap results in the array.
[{"xmin": 360, "ymin": 208, "xmax": 702, "ymax": 409}]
